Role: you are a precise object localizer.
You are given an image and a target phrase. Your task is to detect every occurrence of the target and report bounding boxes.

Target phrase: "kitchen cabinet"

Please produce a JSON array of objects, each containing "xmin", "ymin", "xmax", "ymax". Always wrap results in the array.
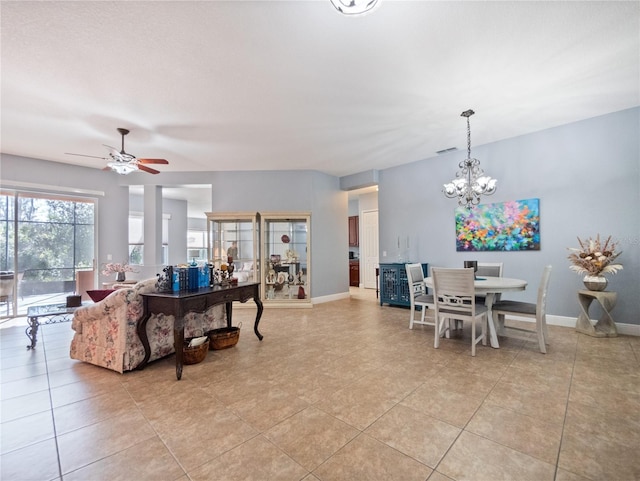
[
  {"xmin": 379, "ymin": 262, "xmax": 428, "ymax": 307},
  {"xmin": 348, "ymin": 216, "xmax": 359, "ymax": 247},
  {"xmin": 349, "ymin": 260, "xmax": 360, "ymax": 287}
]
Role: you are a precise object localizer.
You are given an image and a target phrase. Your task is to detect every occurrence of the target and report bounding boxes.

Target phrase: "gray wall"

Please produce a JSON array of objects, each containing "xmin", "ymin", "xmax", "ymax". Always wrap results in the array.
[
  {"xmin": 129, "ymin": 194, "xmax": 189, "ymax": 267},
  {"xmin": 0, "ymin": 154, "xmax": 132, "ymax": 285},
  {"xmin": 206, "ymin": 170, "xmax": 348, "ymax": 298},
  {"xmin": 0, "ymin": 163, "xmax": 348, "ymax": 300},
  {"xmin": 1, "ymin": 107, "xmax": 637, "ymax": 321},
  {"xmin": 378, "ymin": 107, "xmax": 639, "ymax": 325}
]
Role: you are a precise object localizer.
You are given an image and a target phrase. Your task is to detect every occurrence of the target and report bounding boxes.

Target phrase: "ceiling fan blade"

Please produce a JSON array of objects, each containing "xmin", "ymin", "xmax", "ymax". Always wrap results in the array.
[
  {"xmin": 137, "ymin": 158, "xmax": 169, "ymax": 164},
  {"xmin": 137, "ymin": 164, "xmax": 161, "ymax": 175},
  {"xmin": 65, "ymin": 152, "xmax": 108, "ymax": 160}
]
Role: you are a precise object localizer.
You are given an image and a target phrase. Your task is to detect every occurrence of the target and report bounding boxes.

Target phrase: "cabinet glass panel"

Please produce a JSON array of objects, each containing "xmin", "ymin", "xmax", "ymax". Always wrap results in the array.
[
  {"xmin": 206, "ymin": 212, "xmax": 259, "ymax": 284},
  {"xmin": 261, "ymin": 213, "xmax": 311, "ymax": 305}
]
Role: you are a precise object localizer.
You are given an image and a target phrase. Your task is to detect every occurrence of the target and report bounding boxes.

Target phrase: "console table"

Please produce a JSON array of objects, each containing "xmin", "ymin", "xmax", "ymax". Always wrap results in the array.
[
  {"xmin": 575, "ymin": 290, "xmax": 618, "ymax": 337},
  {"xmin": 138, "ymin": 282, "xmax": 263, "ymax": 379}
]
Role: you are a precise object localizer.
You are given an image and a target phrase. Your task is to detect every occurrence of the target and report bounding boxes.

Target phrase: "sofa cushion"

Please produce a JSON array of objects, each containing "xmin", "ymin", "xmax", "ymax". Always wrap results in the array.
[{"xmin": 87, "ymin": 289, "xmax": 116, "ymax": 302}]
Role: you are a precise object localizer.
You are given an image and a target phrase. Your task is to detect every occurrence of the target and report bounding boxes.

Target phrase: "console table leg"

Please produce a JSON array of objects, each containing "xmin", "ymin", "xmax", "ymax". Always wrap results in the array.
[
  {"xmin": 254, "ymin": 296, "xmax": 264, "ymax": 341},
  {"xmin": 175, "ymin": 326, "xmax": 184, "ymax": 380},
  {"xmin": 136, "ymin": 313, "xmax": 153, "ymax": 370},
  {"xmin": 226, "ymin": 301, "xmax": 233, "ymax": 328},
  {"xmin": 25, "ymin": 316, "xmax": 39, "ymax": 350}
]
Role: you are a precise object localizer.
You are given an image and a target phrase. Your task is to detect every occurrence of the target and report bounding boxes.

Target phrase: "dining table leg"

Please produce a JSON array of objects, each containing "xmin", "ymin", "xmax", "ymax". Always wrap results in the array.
[{"xmin": 484, "ymin": 293, "xmax": 500, "ymax": 348}]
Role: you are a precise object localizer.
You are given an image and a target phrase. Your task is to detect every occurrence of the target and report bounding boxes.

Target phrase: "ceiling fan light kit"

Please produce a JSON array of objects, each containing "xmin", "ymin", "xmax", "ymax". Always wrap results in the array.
[
  {"xmin": 330, "ymin": 0, "xmax": 379, "ymax": 16},
  {"xmin": 66, "ymin": 127, "xmax": 169, "ymax": 175}
]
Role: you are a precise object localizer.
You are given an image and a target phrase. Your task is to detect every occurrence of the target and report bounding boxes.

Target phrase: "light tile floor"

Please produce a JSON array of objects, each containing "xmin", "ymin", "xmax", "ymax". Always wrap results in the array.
[{"xmin": 1, "ymin": 287, "xmax": 639, "ymax": 480}]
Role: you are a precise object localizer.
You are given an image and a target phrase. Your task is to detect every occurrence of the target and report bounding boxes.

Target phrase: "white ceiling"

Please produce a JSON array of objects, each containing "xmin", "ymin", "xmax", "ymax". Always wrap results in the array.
[{"xmin": 1, "ymin": 1, "xmax": 638, "ymax": 181}]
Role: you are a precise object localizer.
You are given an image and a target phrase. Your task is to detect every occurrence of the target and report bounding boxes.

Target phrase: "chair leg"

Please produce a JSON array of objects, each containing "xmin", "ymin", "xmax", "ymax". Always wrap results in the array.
[
  {"xmin": 481, "ymin": 314, "xmax": 487, "ymax": 346},
  {"xmin": 537, "ymin": 315, "xmax": 547, "ymax": 354},
  {"xmin": 542, "ymin": 314, "xmax": 549, "ymax": 343},
  {"xmin": 471, "ymin": 317, "xmax": 476, "ymax": 357},
  {"xmin": 409, "ymin": 307, "xmax": 415, "ymax": 329}
]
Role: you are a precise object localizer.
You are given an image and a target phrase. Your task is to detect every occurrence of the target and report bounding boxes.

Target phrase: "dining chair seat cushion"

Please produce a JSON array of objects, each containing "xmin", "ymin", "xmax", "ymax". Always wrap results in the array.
[
  {"xmin": 438, "ymin": 304, "xmax": 488, "ymax": 317},
  {"xmin": 415, "ymin": 294, "xmax": 435, "ymax": 304},
  {"xmin": 492, "ymin": 300, "xmax": 536, "ymax": 315}
]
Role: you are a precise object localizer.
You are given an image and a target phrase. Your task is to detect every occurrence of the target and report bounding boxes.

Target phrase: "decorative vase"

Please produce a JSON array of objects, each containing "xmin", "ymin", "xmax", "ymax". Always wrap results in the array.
[
  {"xmin": 583, "ymin": 275, "xmax": 607, "ymax": 291},
  {"xmin": 116, "ymin": 271, "xmax": 126, "ymax": 282}
]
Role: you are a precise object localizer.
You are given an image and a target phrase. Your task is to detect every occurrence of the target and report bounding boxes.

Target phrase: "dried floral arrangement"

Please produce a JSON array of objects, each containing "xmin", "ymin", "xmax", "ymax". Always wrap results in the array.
[
  {"xmin": 101, "ymin": 261, "xmax": 137, "ymax": 276},
  {"xmin": 567, "ymin": 235, "xmax": 623, "ymax": 277}
]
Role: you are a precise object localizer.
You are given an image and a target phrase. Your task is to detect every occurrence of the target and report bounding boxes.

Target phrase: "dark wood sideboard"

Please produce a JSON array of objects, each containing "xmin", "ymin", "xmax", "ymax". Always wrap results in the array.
[{"xmin": 138, "ymin": 282, "xmax": 263, "ymax": 380}]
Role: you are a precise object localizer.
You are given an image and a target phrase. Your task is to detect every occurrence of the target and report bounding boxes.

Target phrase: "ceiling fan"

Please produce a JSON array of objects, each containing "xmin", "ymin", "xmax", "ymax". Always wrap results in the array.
[{"xmin": 66, "ymin": 128, "xmax": 169, "ymax": 175}]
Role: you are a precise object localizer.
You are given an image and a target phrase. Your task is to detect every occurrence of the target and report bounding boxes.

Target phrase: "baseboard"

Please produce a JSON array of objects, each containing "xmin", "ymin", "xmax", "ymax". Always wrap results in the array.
[
  {"xmin": 312, "ymin": 292, "xmax": 350, "ymax": 305},
  {"xmin": 511, "ymin": 314, "xmax": 640, "ymax": 337}
]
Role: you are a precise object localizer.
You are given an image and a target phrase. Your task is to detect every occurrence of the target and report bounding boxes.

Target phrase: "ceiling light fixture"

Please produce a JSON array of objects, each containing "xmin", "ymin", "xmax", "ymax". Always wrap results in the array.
[
  {"xmin": 107, "ymin": 161, "xmax": 138, "ymax": 175},
  {"xmin": 443, "ymin": 109, "xmax": 497, "ymax": 207},
  {"xmin": 329, "ymin": 0, "xmax": 379, "ymax": 15}
]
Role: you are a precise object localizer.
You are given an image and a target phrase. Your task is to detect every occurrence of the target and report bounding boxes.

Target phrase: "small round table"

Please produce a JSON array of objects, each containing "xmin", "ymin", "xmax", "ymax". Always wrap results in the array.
[{"xmin": 575, "ymin": 290, "xmax": 618, "ymax": 337}]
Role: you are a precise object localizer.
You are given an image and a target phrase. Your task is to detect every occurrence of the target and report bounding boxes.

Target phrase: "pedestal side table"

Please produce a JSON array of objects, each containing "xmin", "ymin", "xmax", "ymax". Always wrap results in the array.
[{"xmin": 576, "ymin": 290, "xmax": 618, "ymax": 337}]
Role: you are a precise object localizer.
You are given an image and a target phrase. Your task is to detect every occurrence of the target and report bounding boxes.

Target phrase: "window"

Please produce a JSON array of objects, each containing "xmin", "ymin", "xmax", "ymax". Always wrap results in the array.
[
  {"xmin": 187, "ymin": 229, "xmax": 207, "ymax": 261},
  {"xmin": 128, "ymin": 213, "xmax": 169, "ymax": 265},
  {"xmin": 0, "ymin": 189, "xmax": 96, "ymax": 315}
]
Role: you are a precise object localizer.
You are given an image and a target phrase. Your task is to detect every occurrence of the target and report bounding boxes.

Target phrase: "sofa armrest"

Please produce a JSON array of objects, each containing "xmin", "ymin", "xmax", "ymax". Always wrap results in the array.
[{"xmin": 72, "ymin": 289, "xmax": 129, "ymax": 331}]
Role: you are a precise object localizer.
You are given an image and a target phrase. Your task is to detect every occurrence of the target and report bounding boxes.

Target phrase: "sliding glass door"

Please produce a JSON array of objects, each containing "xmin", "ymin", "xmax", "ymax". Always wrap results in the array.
[{"xmin": 0, "ymin": 190, "xmax": 96, "ymax": 317}]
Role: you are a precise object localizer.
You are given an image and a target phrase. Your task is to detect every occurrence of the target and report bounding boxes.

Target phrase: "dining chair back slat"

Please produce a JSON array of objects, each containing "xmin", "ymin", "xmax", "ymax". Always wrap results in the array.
[
  {"xmin": 405, "ymin": 263, "xmax": 435, "ymax": 331},
  {"xmin": 432, "ymin": 268, "xmax": 488, "ymax": 356}
]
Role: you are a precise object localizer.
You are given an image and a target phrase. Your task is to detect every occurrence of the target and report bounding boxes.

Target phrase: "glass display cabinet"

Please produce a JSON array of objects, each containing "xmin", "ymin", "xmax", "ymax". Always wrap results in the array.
[
  {"xmin": 206, "ymin": 212, "xmax": 260, "ymax": 284},
  {"xmin": 261, "ymin": 213, "xmax": 311, "ymax": 306}
]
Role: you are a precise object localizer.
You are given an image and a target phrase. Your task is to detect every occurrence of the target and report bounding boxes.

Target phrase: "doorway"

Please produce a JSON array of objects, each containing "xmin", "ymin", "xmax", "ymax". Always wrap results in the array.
[{"xmin": 361, "ymin": 209, "xmax": 379, "ymax": 289}]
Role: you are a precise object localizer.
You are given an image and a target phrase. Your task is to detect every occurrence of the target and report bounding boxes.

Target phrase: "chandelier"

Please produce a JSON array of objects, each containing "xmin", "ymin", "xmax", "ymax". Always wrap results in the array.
[
  {"xmin": 329, "ymin": 0, "xmax": 379, "ymax": 15},
  {"xmin": 443, "ymin": 109, "xmax": 497, "ymax": 207}
]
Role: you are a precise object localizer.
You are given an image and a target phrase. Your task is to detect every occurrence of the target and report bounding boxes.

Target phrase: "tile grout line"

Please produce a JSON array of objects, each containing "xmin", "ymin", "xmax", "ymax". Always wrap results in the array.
[
  {"xmin": 553, "ymin": 334, "xmax": 580, "ymax": 481},
  {"xmin": 40, "ymin": 325, "xmax": 65, "ymax": 480},
  {"xmin": 428, "ymin": 342, "xmax": 519, "ymax": 480}
]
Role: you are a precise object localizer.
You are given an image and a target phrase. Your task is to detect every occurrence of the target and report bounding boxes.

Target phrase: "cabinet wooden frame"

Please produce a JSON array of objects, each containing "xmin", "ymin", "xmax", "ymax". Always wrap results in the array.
[
  {"xmin": 206, "ymin": 212, "xmax": 260, "ymax": 285},
  {"xmin": 260, "ymin": 212, "xmax": 312, "ymax": 307}
]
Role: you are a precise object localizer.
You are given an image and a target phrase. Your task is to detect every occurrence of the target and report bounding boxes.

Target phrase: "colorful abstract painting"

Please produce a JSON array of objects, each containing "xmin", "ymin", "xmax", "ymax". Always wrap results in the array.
[{"xmin": 455, "ymin": 198, "xmax": 540, "ymax": 251}]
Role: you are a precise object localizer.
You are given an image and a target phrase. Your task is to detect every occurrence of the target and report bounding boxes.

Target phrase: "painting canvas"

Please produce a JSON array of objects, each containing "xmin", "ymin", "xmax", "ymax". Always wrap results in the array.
[{"xmin": 455, "ymin": 198, "xmax": 540, "ymax": 251}]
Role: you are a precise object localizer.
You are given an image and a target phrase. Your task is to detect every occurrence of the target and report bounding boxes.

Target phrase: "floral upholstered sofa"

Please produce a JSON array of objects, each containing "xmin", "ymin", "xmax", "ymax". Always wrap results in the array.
[{"xmin": 70, "ymin": 278, "xmax": 227, "ymax": 373}]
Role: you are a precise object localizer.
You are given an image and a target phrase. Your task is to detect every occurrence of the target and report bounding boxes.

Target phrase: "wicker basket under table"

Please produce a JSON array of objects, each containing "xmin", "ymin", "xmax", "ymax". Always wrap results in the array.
[
  {"xmin": 207, "ymin": 326, "xmax": 240, "ymax": 350},
  {"xmin": 182, "ymin": 338, "xmax": 209, "ymax": 364}
]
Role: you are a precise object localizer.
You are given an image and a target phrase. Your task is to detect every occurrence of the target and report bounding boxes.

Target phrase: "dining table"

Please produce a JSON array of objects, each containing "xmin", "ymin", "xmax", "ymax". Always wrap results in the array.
[{"xmin": 424, "ymin": 275, "xmax": 528, "ymax": 348}]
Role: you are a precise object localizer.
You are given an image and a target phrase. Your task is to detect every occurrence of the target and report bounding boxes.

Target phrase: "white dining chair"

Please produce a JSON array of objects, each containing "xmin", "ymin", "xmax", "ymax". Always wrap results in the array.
[
  {"xmin": 405, "ymin": 263, "xmax": 435, "ymax": 330},
  {"xmin": 491, "ymin": 265, "xmax": 552, "ymax": 354},
  {"xmin": 476, "ymin": 262, "xmax": 504, "ymax": 303},
  {"xmin": 432, "ymin": 268, "xmax": 488, "ymax": 356},
  {"xmin": 476, "ymin": 262, "xmax": 503, "ymax": 278}
]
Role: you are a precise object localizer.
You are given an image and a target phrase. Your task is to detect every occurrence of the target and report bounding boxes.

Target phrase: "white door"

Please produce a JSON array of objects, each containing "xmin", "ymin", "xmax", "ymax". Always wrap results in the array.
[{"xmin": 362, "ymin": 209, "xmax": 379, "ymax": 289}]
